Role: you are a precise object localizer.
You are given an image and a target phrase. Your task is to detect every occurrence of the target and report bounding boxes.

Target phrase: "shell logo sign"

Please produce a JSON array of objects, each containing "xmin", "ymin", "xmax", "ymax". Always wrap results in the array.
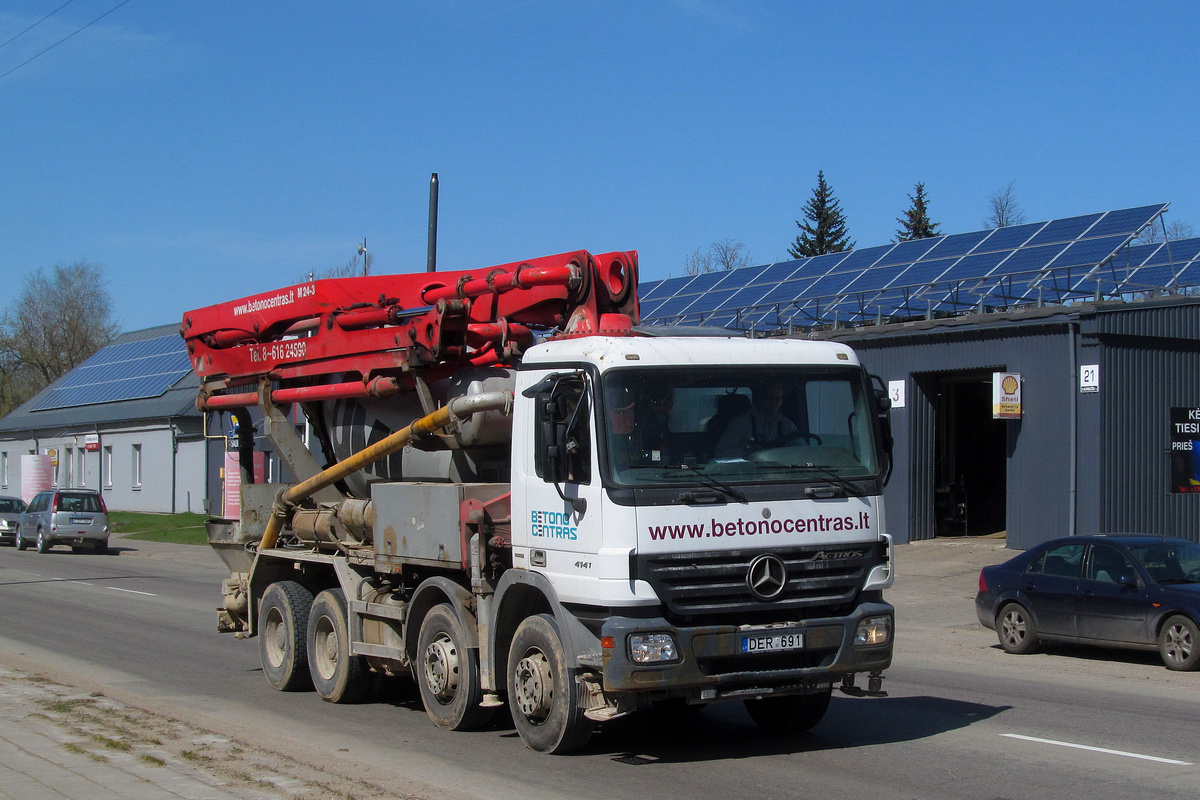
[{"xmin": 992, "ymin": 372, "xmax": 1022, "ymax": 419}]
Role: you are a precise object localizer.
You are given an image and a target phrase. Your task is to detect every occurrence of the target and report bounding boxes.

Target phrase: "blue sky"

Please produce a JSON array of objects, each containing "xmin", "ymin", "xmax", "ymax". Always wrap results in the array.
[{"xmin": 2, "ymin": 1, "xmax": 1198, "ymax": 333}]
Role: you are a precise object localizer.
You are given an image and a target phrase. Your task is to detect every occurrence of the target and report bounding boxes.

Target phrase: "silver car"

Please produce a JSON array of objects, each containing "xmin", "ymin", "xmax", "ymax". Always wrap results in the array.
[
  {"xmin": 16, "ymin": 489, "xmax": 110, "ymax": 554},
  {"xmin": 0, "ymin": 495, "xmax": 27, "ymax": 546}
]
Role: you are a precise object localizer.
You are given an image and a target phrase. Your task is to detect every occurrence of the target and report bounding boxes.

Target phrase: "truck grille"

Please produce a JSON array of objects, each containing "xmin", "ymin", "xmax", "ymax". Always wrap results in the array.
[{"xmin": 634, "ymin": 545, "xmax": 880, "ymax": 624}]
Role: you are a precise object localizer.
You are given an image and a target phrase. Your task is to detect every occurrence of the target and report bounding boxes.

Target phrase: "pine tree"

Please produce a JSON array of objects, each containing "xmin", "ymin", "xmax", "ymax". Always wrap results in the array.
[
  {"xmin": 895, "ymin": 182, "xmax": 941, "ymax": 241},
  {"xmin": 789, "ymin": 171, "xmax": 854, "ymax": 258}
]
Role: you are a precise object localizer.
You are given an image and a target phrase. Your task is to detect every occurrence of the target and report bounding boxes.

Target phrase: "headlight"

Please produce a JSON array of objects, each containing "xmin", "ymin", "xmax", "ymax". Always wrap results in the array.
[
  {"xmin": 629, "ymin": 632, "xmax": 679, "ymax": 663},
  {"xmin": 0, "ymin": 520, "xmax": 8, "ymax": 531},
  {"xmin": 855, "ymin": 616, "xmax": 891, "ymax": 646}
]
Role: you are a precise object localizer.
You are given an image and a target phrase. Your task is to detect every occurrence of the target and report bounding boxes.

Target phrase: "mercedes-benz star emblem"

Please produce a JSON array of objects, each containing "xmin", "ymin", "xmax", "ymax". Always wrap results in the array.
[{"xmin": 746, "ymin": 554, "xmax": 787, "ymax": 601}]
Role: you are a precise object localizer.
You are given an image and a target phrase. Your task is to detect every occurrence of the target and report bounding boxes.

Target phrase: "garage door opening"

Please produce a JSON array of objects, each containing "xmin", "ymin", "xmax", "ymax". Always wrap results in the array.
[{"xmin": 933, "ymin": 372, "xmax": 1008, "ymax": 537}]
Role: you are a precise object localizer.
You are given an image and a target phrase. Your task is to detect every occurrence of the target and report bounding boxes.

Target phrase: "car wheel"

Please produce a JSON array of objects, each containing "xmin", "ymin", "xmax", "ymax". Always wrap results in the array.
[
  {"xmin": 416, "ymin": 604, "xmax": 492, "ymax": 731},
  {"xmin": 259, "ymin": 581, "xmax": 315, "ymax": 692},
  {"xmin": 36, "ymin": 528, "xmax": 50, "ymax": 554},
  {"xmin": 307, "ymin": 588, "xmax": 368, "ymax": 704},
  {"xmin": 93, "ymin": 539, "xmax": 109, "ymax": 555},
  {"xmin": 1158, "ymin": 615, "xmax": 1200, "ymax": 671},
  {"xmin": 997, "ymin": 602, "xmax": 1039, "ymax": 654},
  {"xmin": 15, "ymin": 525, "xmax": 27, "ymax": 551},
  {"xmin": 507, "ymin": 613, "xmax": 595, "ymax": 754},
  {"xmin": 744, "ymin": 689, "xmax": 832, "ymax": 734}
]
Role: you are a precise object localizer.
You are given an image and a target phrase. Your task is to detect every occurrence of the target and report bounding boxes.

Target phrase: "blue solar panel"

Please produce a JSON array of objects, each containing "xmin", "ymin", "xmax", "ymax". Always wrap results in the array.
[
  {"xmin": 31, "ymin": 334, "xmax": 192, "ymax": 412},
  {"xmin": 875, "ymin": 237, "xmax": 940, "ymax": 267},
  {"xmin": 1026, "ymin": 213, "xmax": 1103, "ymax": 246},
  {"xmin": 937, "ymin": 250, "xmax": 1011, "ymax": 282},
  {"xmin": 638, "ymin": 275, "xmax": 692, "ymax": 302},
  {"xmin": 1170, "ymin": 262, "xmax": 1200, "ymax": 288},
  {"xmin": 1159, "ymin": 238, "xmax": 1200, "ymax": 264},
  {"xmin": 974, "ymin": 222, "xmax": 1043, "ymax": 253},
  {"xmin": 638, "ymin": 205, "xmax": 1173, "ymax": 329},
  {"xmin": 919, "ymin": 229, "xmax": 992, "ymax": 260},
  {"xmin": 1086, "ymin": 205, "xmax": 1166, "ymax": 239}
]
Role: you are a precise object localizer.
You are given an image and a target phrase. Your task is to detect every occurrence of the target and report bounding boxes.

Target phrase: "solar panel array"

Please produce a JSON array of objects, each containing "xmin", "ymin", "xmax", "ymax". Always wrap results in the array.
[
  {"xmin": 640, "ymin": 204, "xmax": 1186, "ymax": 330},
  {"xmin": 31, "ymin": 333, "xmax": 193, "ymax": 412}
]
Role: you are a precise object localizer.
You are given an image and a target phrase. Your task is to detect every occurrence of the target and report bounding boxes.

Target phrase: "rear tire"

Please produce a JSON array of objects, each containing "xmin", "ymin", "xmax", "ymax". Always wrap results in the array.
[
  {"xmin": 743, "ymin": 689, "xmax": 832, "ymax": 733},
  {"xmin": 36, "ymin": 528, "xmax": 50, "ymax": 554},
  {"xmin": 307, "ymin": 589, "xmax": 368, "ymax": 703},
  {"xmin": 259, "ymin": 581, "xmax": 314, "ymax": 691},
  {"xmin": 1158, "ymin": 615, "xmax": 1200, "ymax": 671},
  {"xmin": 507, "ymin": 614, "xmax": 594, "ymax": 754},
  {"xmin": 997, "ymin": 602, "xmax": 1039, "ymax": 654},
  {"xmin": 93, "ymin": 539, "xmax": 109, "ymax": 554},
  {"xmin": 416, "ymin": 604, "xmax": 492, "ymax": 730}
]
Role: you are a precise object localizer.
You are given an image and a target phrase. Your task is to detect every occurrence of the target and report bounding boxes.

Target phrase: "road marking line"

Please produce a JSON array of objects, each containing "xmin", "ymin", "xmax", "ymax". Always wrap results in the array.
[
  {"xmin": 1001, "ymin": 734, "xmax": 1192, "ymax": 765},
  {"xmin": 108, "ymin": 587, "xmax": 156, "ymax": 597},
  {"xmin": 68, "ymin": 581, "xmax": 93, "ymax": 586}
]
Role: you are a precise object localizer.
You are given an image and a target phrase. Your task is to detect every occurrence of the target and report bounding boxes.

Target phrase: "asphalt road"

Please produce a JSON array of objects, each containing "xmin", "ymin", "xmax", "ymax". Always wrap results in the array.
[{"xmin": 0, "ymin": 536, "xmax": 1197, "ymax": 800}]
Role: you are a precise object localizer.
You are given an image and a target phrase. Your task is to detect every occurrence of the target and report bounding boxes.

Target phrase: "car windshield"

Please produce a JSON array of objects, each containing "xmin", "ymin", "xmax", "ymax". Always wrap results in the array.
[
  {"xmin": 601, "ymin": 365, "xmax": 880, "ymax": 488},
  {"xmin": 0, "ymin": 498, "xmax": 25, "ymax": 513},
  {"xmin": 1128, "ymin": 541, "xmax": 1200, "ymax": 584}
]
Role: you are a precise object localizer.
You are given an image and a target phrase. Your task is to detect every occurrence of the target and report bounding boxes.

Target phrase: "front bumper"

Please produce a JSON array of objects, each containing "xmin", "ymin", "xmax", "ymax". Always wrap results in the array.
[{"xmin": 599, "ymin": 601, "xmax": 893, "ymax": 700}]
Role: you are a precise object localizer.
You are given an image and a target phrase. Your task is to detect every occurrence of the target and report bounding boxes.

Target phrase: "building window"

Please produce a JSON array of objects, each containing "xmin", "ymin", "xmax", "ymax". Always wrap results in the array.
[
  {"xmin": 132, "ymin": 443, "xmax": 142, "ymax": 489},
  {"xmin": 78, "ymin": 448, "xmax": 85, "ymax": 488},
  {"xmin": 1, "ymin": 451, "xmax": 7, "ymax": 488},
  {"xmin": 103, "ymin": 446, "xmax": 113, "ymax": 488},
  {"xmin": 65, "ymin": 448, "xmax": 73, "ymax": 487}
]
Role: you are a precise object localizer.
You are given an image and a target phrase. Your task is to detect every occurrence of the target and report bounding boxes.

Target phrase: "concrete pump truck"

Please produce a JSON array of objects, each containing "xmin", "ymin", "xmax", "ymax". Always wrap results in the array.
[{"xmin": 182, "ymin": 247, "xmax": 895, "ymax": 753}]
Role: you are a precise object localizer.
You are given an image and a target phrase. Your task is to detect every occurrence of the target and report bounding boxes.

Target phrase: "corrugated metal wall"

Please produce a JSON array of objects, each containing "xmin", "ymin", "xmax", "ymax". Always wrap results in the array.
[
  {"xmin": 822, "ymin": 297, "xmax": 1200, "ymax": 550},
  {"xmin": 1092, "ymin": 303, "xmax": 1200, "ymax": 540},
  {"xmin": 832, "ymin": 319, "xmax": 1075, "ymax": 549}
]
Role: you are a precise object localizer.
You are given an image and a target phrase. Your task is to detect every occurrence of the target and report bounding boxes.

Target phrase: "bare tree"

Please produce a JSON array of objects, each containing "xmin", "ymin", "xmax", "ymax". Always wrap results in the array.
[
  {"xmin": 0, "ymin": 260, "xmax": 120, "ymax": 415},
  {"xmin": 1136, "ymin": 218, "xmax": 1196, "ymax": 244},
  {"xmin": 984, "ymin": 182, "xmax": 1026, "ymax": 228},
  {"xmin": 684, "ymin": 246, "xmax": 715, "ymax": 276},
  {"xmin": 685, "ymin": 238, "xmax": 751, "ymax": 275}
]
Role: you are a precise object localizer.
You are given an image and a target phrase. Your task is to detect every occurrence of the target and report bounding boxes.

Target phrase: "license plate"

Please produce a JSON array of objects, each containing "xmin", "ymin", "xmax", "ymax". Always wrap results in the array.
[
  {"xmin": 69, "ymin": 517, "xmax": 92, "ymax": 525},
  {"xmin": 741, "ymin": 631, "xmax": 804, "ymax": 653}
]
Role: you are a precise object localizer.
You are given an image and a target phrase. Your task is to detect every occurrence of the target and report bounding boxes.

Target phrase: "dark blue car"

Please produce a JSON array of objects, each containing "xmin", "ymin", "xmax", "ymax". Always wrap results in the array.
[{"xmin": 975, "ymin": 535, "xmax": 1200, "ymax": 671}]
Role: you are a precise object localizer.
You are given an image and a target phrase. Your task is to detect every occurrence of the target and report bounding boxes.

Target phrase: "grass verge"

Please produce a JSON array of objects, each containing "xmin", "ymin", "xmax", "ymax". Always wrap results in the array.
[{"xmin": 109, "ymin": 511, "xmax": 209, "ymax": 545}]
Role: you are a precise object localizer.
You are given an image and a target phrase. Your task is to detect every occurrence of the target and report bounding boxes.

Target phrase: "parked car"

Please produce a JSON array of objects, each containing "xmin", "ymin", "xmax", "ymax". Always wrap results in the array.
[
  {"xmin": 15, "ymin": 489, "xmax": 110, "ymax": 554},
  {"xmin": 0, "ymin": 495, "xmax": 27, "ymax": 546},
  {"xmin": 976, "ymin": 535, "xmax": 1200, "ymax": 671}
]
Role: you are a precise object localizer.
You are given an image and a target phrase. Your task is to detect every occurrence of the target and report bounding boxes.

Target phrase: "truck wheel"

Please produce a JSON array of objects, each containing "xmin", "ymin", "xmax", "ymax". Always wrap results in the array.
[
  {"xmin": 507, "ymin": 614, "xmax": 594, "ymax": 754},
  {"xmin": 36, "ymin": 528, "xmax": 50, "ymax": 554},
  {"xmin": 1158, "ymin": 615, "xmax": 1200, "ymax": 671},
  {"xmin": 307, "ymin": 589, "xmax": 368, "ymax": 702},
  {"xmin": 15, "ymin": 525, "xmax": 26, "ymax": 551},
  {"xmin": 259, "ymin": 581, "xmax": 314, "ymax": 691},
  {"xmin": 744, "ymin": 689, "xmax": 832, "ymax": 734},
  {"xmin": 997, "ymin": 602, "xmax": 1039, "ymax": 654},
  {"xmin": 416, "ymin": 604, "xmax": 492, "ymax": 730}
]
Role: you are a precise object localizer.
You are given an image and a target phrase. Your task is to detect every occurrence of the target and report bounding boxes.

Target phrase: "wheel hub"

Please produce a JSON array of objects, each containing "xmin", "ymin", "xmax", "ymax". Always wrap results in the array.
[
  {"xmin": 513, "ymin": 652, "xmax": 553, "ymax": 719},
  {"xmin": 424, "ymin": 635, "xmax": 459, "ymax": 700},
  {"xmin": 1165, "ymin": 625, "xmax": 1192, "ymax": 664}
]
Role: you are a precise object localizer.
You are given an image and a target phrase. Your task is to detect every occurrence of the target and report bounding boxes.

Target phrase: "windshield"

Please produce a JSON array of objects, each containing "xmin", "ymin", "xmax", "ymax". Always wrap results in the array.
[
  {"xmin": 601, "ymin": 366, "xmax": 880, "ymax": 488},
  {"xmin": 1129, "ymin": 541, "xmax": 1200, "ymax": 584}
]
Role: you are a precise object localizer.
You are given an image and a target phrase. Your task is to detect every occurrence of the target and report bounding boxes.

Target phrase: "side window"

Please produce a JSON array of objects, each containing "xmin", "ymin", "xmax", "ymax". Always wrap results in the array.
[
  {"xmin": 1032, "ymin": 543, "xmax": 1085, "ymax": 578},
  {"xmin": 534, "ymin": 377, "xmax": 591, "ymax": 484},
  {"xmin": 1086, "ymin": 544, "xmax": 1135, "ymax": 583}
]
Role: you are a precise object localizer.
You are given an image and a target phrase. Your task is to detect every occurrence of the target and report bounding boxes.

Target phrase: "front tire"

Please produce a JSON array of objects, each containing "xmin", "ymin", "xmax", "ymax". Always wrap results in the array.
[
  {"xmin": 1158, "ymin": 615, "xmax": 1200, "ymax": 671},
  {"xmin": 15, "ymin": 525, "xmax": 27, "ymax": 551},
  {"xmin": 997, "ymin": 602, "xmax": 1039, "ymax": 654},
  {"xmin": 744, "ymin": 689, "xmax": 832, "ymax": 733},
  {"xmin": 416, "ymin": 604, "xmax": 492, "ymax": 730},
  {"xmin": 259, "ymin": 581, "xmax": 314, "ymax": 691},
  {"xmin": 507, "ymin": 614, "xmax": 594, "ymax": 754},
  {"xmin": 307, "ymin": 589, "xmax": 368, "ymax": 702}
]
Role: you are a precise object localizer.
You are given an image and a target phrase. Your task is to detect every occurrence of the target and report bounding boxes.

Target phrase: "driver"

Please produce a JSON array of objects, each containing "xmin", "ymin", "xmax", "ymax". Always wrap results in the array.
[{"xmin": 714, "ymin": 383, "xmax": 798, "ymax": 458}]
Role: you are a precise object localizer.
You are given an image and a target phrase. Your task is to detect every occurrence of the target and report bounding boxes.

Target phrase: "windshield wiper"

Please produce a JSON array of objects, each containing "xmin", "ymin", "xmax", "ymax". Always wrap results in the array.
[
  {"xmin": 773, "ymin": 463, "xmax": 867, "ymax": 497},
  {"xmin": 676, "ymin": 464, "xmax": 747, "ymax": 503}
]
